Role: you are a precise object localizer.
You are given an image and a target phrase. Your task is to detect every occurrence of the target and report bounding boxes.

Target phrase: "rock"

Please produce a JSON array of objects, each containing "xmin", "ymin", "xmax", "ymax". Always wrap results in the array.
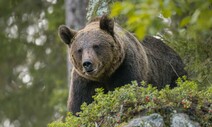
[
  {"xmin": 171, "ymin": 113, "xmax": 200, "ymax": 127},
  {"xmin": 124, "ymin": 113, "xmax": 164, "ymax": 127}
]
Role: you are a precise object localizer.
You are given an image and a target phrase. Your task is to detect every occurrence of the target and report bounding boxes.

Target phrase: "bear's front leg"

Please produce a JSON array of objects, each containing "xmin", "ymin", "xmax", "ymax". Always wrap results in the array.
[{"xmin": 67, "ymin": 69, "xmax": 99, "ymax": 115}]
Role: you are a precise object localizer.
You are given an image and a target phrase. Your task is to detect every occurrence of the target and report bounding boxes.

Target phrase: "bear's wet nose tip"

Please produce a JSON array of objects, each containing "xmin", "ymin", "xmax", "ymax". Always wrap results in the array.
[
  {"xmin": 83, "ymin": 61, "xmax": 92, "ymax": 68},
  {"xmin": 82, "ymin": 61, "xmax": 93, "ymax": 72}
]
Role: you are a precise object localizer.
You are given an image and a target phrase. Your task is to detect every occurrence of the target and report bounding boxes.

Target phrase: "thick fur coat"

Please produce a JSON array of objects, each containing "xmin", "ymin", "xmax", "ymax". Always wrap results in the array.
[{"xmin": 58, "ymin": 15, "xmax": 187, "ymax": 114}]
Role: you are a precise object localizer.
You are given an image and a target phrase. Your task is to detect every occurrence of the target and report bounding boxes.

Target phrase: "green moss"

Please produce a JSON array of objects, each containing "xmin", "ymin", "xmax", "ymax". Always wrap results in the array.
[{"xmin": 48, "ymin": 78, "xmax": 212, "ymax": 127}]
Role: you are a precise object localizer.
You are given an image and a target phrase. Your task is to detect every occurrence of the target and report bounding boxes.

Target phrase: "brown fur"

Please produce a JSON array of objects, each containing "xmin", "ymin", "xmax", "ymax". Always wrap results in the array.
[{"xmin": 58, "ymin": 15, "xmax": 187, "ymax": 114}]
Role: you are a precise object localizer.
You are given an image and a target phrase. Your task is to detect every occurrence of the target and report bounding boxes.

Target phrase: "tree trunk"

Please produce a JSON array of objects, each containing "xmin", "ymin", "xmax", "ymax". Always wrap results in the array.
[{"xmin": 86, "ymin": 0, "xmax": 111, "ymax": 20}]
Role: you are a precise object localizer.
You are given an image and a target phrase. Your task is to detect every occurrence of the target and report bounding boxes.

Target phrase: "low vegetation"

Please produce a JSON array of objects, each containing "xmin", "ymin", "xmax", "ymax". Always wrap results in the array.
[{"xmin": 49, "ymin": 77, "xmax": 212, "ymax": 127}]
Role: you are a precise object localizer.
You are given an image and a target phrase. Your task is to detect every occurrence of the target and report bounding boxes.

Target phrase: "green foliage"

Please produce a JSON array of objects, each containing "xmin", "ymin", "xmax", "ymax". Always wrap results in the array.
[
  {"xmin": 111, "ymin": 0, "xmax": 212, "ymax": 39},
  {"xmin": 48, "ymin": 79, "xmax": 212, "ymax": 127},
  {"xmin": 111, "ymin": 0, "xmax": 212, "ymax": 87},
  {"xmin": 0, "ymin": 0, "xmax": 67, "ymax": 126},
  {"xmin": 111, "ymin": 0, "xmax": 169, "ymax": 39}
]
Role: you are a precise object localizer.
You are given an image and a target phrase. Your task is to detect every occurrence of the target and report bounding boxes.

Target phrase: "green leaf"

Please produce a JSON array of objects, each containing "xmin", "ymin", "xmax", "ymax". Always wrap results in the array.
[
  {"xmin": 180, "ymin": 16, "xmax": 191, "ymax": 27},
  {"xmin": 110, "ymin": 2, "xmax": 123, "ymax": 17},
  {"xmin": 135, "ymin": 25, "xmax": 146, "ymax": 40},
  {"xmin": 162, "ymin": 9, "xmax": 172, "ymax": 18},
  {"xmin": 190, "ymin": 9, "xmax": 201, "ymax": 24}
]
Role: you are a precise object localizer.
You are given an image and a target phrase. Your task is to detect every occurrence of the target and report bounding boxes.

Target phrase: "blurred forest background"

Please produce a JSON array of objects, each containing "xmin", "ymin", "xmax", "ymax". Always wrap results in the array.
[
  {"xmin": 0, "ymin": 0, "xmax": 211, "ymax": 127},
  {"xmin": 0, "ymin": 0, "xmax": 68, "ymax": 126}
]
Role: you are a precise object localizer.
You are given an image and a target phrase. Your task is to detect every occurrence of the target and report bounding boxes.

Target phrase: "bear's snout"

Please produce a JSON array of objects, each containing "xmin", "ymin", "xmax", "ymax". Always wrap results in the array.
[{"xmin": 82, "ymin": 60, "xmax": 94, "ymax": 73}]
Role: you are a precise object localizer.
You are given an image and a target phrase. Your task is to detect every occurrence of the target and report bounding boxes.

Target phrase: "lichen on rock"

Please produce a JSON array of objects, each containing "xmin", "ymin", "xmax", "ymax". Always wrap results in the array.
[
  {"xmin": 171, "ymin": 113, "xmax": 200, "ymax": 127},
  {"xmin": 124, "ymin": 113, "xmax": 164, "ymax": 127}
]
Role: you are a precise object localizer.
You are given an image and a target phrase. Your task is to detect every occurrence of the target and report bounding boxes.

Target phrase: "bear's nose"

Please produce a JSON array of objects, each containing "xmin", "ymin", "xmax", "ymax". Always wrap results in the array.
[{"xmin": 82, "ymin": 61, "xmax": 93, "ymax": 72}]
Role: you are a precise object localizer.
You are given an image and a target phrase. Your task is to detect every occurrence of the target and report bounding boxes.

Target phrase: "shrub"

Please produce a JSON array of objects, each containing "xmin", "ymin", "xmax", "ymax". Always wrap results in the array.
[{"xmin": 48, "ymin": 78, "xmax": 212, "ymax": 127}]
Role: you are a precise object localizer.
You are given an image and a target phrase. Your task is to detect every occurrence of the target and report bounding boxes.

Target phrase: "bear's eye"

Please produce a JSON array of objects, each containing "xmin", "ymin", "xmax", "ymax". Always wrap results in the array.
[
  {"xmin": 93, "ymin": 44, "xmax": 100, "ymax": 49},
  {"xmin": 77, "ymin": 48, "xmax": 82, "ymax": 53}
]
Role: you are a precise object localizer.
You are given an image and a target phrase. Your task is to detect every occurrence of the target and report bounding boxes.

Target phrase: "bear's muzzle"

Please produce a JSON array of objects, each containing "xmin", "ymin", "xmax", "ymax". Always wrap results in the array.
[{"xmin": 82, "ymin": 60, "xmax": 94, "ymax": 73}]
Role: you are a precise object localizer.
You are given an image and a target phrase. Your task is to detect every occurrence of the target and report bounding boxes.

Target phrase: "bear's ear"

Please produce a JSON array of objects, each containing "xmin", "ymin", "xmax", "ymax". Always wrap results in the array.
[
  {"xmin": 100, "ymin": 15, "xmax": 114, "ymax": 35},
  {"xmin": 58, "ymin": 25, "xmax": 77, "ymax": 45}
]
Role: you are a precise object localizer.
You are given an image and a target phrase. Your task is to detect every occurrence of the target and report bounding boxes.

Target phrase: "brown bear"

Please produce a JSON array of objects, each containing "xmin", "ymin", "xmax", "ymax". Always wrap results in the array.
[{"xmin": 58, "ymin": 15, "xmax": 187, "ymax": 114}]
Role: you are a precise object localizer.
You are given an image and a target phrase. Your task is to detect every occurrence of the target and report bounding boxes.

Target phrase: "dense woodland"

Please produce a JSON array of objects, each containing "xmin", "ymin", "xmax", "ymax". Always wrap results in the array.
[{"xmin": 0, "ymin": 0, "xmax": 211, "ymax": 127}]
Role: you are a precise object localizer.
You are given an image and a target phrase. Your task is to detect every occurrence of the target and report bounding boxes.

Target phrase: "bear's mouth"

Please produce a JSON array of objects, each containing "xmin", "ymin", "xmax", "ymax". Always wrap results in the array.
[
  {"xmin": 83, "ymin": 67, "xmax": 96, "ymax": 74},
  {"xmin": 83, "ymin": 63, "xmax": 102, "ymax": 77},
  {"xmin": 86, "ymin": 69, "xmax": 94, "ymax": 73},
  {"xmin": 84, "ymin": 69, "xmax": 97, "ymax": 76},
  {"xmin": 84, "ymin": 66, "xmax": 100, "ymax": 76}
]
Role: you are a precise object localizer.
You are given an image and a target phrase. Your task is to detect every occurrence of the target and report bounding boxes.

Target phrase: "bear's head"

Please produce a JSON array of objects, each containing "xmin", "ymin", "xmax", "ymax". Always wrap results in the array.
[{"xmin": 58, "ymin": 15, "xmax": 125, "ymax": 81}]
